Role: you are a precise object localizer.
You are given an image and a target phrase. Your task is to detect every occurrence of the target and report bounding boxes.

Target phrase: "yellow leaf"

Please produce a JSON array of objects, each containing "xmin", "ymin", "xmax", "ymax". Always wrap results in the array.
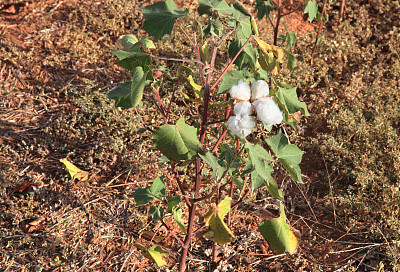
[
  {"xmin": 254, "ymin": 36, "xmax": 284, "ymax": 74},
  {"xmin": 60, "ymin": 158, "xmax": 89, "ymax": 181},
  {"xmin": 204, "ymin": 197, "xmax": 235, "ymax": 246},
  {"xmin": 134, "ymin": 244, "xmax": 169, "ymax": 267}
]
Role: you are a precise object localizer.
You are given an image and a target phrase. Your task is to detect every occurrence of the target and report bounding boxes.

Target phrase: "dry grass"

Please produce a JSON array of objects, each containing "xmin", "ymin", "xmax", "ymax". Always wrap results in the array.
[{"xmin": 1, "ymin": 0, "xmax": 400, "ymax": 271}]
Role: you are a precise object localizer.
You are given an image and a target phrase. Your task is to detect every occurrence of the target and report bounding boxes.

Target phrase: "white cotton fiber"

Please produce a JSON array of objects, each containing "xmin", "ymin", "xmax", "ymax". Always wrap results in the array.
[
  {"xmin": 233, "ymin": 101, "xmax": 253, "ymax": 117},
  {"xmin": 252, "ymin": 97, "xmax": 283, "ymax": 126},
  {"xmin": 251, "ymin": 80, "xmax": 269, "ymax": 100},
  {"xmin": 229, "ymin": 79, "xmax": 251, "ymax": 101},
  {"xmin": 228, "ymin": 115, "xmax": 256, "ymax": 138}
]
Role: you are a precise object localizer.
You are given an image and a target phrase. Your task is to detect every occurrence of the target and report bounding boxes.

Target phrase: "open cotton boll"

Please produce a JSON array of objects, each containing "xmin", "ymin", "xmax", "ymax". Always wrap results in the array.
[
  {"xmin": 251, "ymin": 80, "xmax": 269, "ymax": 100},
  {"xmin": 229, "ymin": 79, "xmax": 251, "ymax": 101},
  {"xmin": 233, "ymin": 101, "xmax": 253, "ymax": 117},
  {"xmin": 252, "ymin": 97, "xmax": 283, "ymax": 125},
  {"xmin": 228, "ymin": 115, "xmax": 256, "ymax": 138}
]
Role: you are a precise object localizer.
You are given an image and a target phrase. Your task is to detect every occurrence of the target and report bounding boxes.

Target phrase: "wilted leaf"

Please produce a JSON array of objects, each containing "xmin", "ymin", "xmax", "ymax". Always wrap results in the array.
[
  {"xmin": 254, "ymin": 36, "xmax": 283, "ymax": 74},
  {"xmin": 60, "ymin": 158, "xmax": 89, "ymax": 181},
  {"xmin": 141, "ymin": 0, "xmax": 189, "ymax": 39},
  {"xmin": 258, "ymin": 204, "xmax": 300, "ymax": 254},
  {"xmin": 149, "ymin": 205, "xmax": 164, "ymax": 222},
  {"xmin": 204, "ymin": 197, "xmax": 235, "ymax": 245},
  {"xmin": 23, "ymin": 215, "xmax": 48, "ymax": 233},
  {"xmin": 11, "ymin": 181, "xmax": 39, "ymax": 193},
  {"xmin": 135, "ymin": 244, "xmax": 169, "ymax": 267},
  {"xmin": 152, "ymin": 118, "xmax": 201, "ymax": 162},
  {"xmin": 173, "ymin": 206, "xmax": 186, "ymax": 234}
]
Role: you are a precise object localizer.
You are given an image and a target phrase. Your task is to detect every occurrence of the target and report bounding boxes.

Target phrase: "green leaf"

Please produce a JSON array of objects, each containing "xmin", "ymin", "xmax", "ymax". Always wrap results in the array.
[
  {"xmin": 259, "ymin": 50, "xmax": 276, "ymax": 72},
  {"xmin": 286, "ymin": 31, "xmax": 296, "ymax": 49},
  {"xmin": 107, "ymin": 67, "xmax": 149, "ymax": 109},
  {"xmin": 135, "ymin": 244, "xmax": 169, "ymax": 267},
  {"xmin": 204, "ymin": 197, "xmax": 235, "ymax": 245},
  {"xmin": 217, "ymin": 70, "xmax": 248, "ymax": 95},
  {"xmin": 173, "ymin": 206, "xmax": 187, "ymax": 234},
  {"xmin": 132, "ymin": 187, "xmax": 153, "ymax": 205},
  {"xmin": 152, "ymin": 118, "xmax": 201, "ymax": 162},
  {"xmin": 141, "ymin": 0, "xmax": 189, "ymax": 39},
  {"xmin": 228, "ymin": 38, "xmax": 246, "ymax": 68},
  {"xmin": 244, "ymin": 45, "xmax": 259, "ymax": 69},
  {"xmin": 131, "ymin": 37, "xmax": 156, "ymax": 51},
  {"xmin": 287, "ymin": 52, "xmax": 297, "ymax": 71},
  {"xmin": 150, "ymin": 176, "xmax": 166, "ymax": 199},
  {"xmin": 258, "ymin": 204, "xmax": 299, "ymax": 254},
  {"xmin": 265, "ymin": 130, "xmax": 304, "ymax": 183},
  {"xmin": 203, "ymin": 19, "xmax": 223, "ymax": 37},
  {"xmin": 167, "ymin": 195, "xmax": 181, "ymax": 212},
  {"xmin": 264, "ymin": 177, "xmax": 284, "ymax": 200},
  {"xmin": 114, "ymin": 52, "xmax": 151, "ymax": 71},
  {"xmin": 198, "ymin": 0, "xmax": 232, "ymax": 17},
  {"xmin": 60, "ymin": 158, "xmax": 89, "ymax": 181},
  {"xmin": 118, "ymin": 34, "xmax": 138, "ymax": 51},
  {"xmin": 274, "ymin": 82, "xmax": 309, "ymax": 116},
  {"xmin": 199, "ymin": 152, "xmax": 226, "ymax": 179},
  {"xmin": 245, "ymin": 142, "xmax": 274, "ymax": 190},
  {"xmin": 255, "ymin": 0, "xmax": 273, "ymax": 21},
  {"xmin": 132, "ymin": 176, "xmax": 166, "ymax": 205},
  {"xmin": 304, "ymin": 0, "xmax": 318, "ymax": 23},
  {"xmin": 149, "ymin": 205, "xmax": 164, "ymax": 222}
]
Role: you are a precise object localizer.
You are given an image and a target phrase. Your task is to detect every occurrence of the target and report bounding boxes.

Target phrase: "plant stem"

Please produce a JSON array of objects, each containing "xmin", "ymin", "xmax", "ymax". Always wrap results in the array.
[
  {"xmin": 172, "ymin": 163, "xmax": 191, "ymax": 208},
  {"xmin": 152, "ymin": 87, "xmax": 167, "ymax": 124},
  {"xmin": 210, "ymin": 35, "xmax": 253, "ymax": 91},
  {"xmin": 166, "ymin": 79, "xmax": 180, "ymax": 122},
  {"xmin": 273, "ymin": 0, "xmax": 282, "ymax": 46},
  {"xmin": 152, "ymin": 55, "xmax": 204, "ymax": 65},
  {"xmin": 179, "ymin": 41, "xmax": 218, "ymax": 272},
  {"xmin": 312, "ymin": 0, "xmax": 328, "ymax": 58}
]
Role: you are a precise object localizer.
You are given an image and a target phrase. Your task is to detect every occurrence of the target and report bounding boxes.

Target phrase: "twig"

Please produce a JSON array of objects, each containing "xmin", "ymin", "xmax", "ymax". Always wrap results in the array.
[
  {"xmin": 151, "ymin": 55, "xmax": 204, "ymax": 65},
  {"xmin": 172, "ymin": 163, "xmax": 191, "ymax": 208},
  {"xmin": 311, "ymin": 0, "xmax": 328, "ymax": 58},
  {"xmin": 166, "ymin": 79, "xmax": 180, "ymax": 121},
  {"xmin": 210, "ymin": 35, "xmax": 253, "ymax": 91},
  {"xmin": 135, "ymin": 108, "xmax": 153, "ymax": 132}
]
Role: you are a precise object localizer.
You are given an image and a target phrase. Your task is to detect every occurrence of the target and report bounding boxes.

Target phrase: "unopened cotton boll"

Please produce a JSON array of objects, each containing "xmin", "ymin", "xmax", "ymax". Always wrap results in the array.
[
  {"xmin": 233, "ymin": 101, "xmax": 253, "ymax": 117},
  {"xmin": 228, "ymin": 115, "xmax": 256, "ymax": 138},
  {"xmin": 230, "ymin": 79, "xmax": 251, "ymax": 101},
  {"xmin": 252, "ymin": 97, "xmax": 283, "ymax": 125},
  {"xmin": 251, "ymin": 80, "xmax": 269, "ymax": 100}
]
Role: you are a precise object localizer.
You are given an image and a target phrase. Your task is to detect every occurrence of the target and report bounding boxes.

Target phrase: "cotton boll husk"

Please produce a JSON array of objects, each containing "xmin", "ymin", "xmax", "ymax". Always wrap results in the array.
[
  {"xmin": 228, "ymin": 115, "xmax": 256, "ymax": 138},
  {"xmin": 252, "ymin": 97, "xmax": 283, "ymax": 125},
  {"xmin": 233, "ymin": 101, "xmax": 253, "ymax": 117},
  {"xmin": 230, "ymin": 79, "xmax": 251, "ymax": 101},
  {"xmin": 251, "ymin": 80, "xmax": 269, "ymax": 100}
]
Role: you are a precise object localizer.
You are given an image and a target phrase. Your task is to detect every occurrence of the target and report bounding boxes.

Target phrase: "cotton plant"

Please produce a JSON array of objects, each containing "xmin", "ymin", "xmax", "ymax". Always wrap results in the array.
[{"xmin": 228, "ymin": 79, "xmax": 283, "ymax": 138}]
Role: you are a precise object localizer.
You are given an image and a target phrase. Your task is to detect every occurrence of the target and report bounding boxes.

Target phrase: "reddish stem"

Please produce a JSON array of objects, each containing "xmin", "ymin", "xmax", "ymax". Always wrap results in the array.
[
  {"xmin": 152, "ymin": 88, "xmax": 168, "ymax": 124},
  {"xmin": 172, "ymin": 163, "xmax": 191, "ymax": 208},
  {"xmin": 210, "ymin": 36, "xmax": 253, "ymax": 91},
  {"xmin": 273, "ymin": 0, "xmax": 282, "ymax": 46},
  {"xmin": 166, "ymin": 79, "xmax": 180, "ymax": 122},
  {"xmin": 312, "ymin": 0, "xmax": 328, "ymax": 58}
]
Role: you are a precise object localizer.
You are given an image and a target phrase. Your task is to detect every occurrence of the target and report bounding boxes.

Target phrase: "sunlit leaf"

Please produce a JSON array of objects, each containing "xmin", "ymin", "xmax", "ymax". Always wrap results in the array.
[
  {"xmin": 274, "ymin": 81, "xmax": 309, "ymax": 118},
  {"xmin": 141, "ymin": 0, "xmax": 189, "ymax": 39},
  {"xmin": 245, "ymin": 142, "xmax": 274, "ymax": 190},
  {"xmin": 199, "ymin": 152, "xmax": 226, "ymax": 179},
  {"xmin": 60, "ymin": 158, "xmax": 89, "ymax": 181},
  {"xmin": 265, "ymin": 130, "xmax": 304, "ymax": 183},
  {"xmin": 258, "ymin": 204, "xmax": 300, "ymax": 254},
  {"xmin": 198, "ymin": 0, "xmax": 232, "ymax": 17},
  {"xmin": 304, "ymin": 0, "xmax": 318, "ymax": 23},
  {"xmin": 152, "ymin": 118, "xmax": 201, "ymax": 162},
  {"xmin": 150, "ymin": 176, "xmax": 166, "ymax": 198},
  {"xmin": 204, "ymin": 197, "xmax": 235, "ymax": 245},
  {"xmin": 135, "ymin": 244, "xmax": 169, "ymax": 267}
]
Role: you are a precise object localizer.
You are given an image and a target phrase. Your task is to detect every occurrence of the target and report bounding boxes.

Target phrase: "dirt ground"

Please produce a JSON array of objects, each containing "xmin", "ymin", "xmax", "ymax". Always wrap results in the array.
[{"xmin": 1, "ymin": 0, "xmax": 399, "ymax": 271}]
